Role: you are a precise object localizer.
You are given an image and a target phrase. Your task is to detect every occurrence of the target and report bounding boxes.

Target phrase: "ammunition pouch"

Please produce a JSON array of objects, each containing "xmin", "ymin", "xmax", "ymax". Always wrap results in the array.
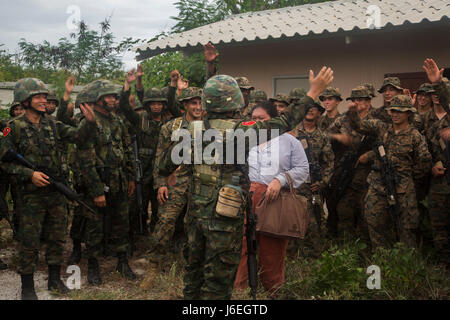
[{"xmin": 215, "ymin": 185, "xmax": 244, "ymax": 219}]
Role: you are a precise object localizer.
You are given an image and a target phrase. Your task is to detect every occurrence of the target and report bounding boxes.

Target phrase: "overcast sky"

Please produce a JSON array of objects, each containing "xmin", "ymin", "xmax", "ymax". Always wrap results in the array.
[{"xmin": 0, "ymin": 0, "xmax": 179, "ymax": 70}]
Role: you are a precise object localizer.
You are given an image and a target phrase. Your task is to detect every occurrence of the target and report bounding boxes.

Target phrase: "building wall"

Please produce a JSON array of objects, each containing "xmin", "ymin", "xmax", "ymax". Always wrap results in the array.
[{"xmin": 219, "ymin": 24, "xmax": 450, "ymax": 111}]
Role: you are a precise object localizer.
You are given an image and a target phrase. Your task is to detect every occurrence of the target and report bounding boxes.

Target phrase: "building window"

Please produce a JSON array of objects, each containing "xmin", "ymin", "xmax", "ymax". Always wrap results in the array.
[{"xmin": 272, "ymin": 75, "xmax": 309, "ymax": 97}]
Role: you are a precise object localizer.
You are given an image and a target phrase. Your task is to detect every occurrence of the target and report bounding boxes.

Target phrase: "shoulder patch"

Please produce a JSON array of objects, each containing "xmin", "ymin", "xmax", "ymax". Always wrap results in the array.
[
  {"xmin": 242, "ymin": 121, "xmax": 256, "ymax": 126},
  {"xmin": 3, "ymin": 127, "xmax": 11, "ymax": 137}
]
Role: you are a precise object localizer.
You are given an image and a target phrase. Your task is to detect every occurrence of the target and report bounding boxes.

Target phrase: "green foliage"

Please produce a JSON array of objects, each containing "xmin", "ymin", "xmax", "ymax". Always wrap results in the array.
[
  {"xmin": 0, "ymin": 108, "xmax": 9, "ymax": 121},
  {"xmin": 141, "ymin": 52, "xmax": 207, "ymax": 88}
]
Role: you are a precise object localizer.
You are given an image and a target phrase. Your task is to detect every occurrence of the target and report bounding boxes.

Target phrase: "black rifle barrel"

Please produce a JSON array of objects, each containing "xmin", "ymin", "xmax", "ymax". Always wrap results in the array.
[{"xmin": 245, "ymin": 191, "xmax": 258, "ymax": 300}]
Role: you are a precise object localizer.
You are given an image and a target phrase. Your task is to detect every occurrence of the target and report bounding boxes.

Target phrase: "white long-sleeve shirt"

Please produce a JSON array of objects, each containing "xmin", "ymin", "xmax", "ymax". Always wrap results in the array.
[{"xmin": 248, "ymin": 132, "xmax": 309, "ymax": 189}]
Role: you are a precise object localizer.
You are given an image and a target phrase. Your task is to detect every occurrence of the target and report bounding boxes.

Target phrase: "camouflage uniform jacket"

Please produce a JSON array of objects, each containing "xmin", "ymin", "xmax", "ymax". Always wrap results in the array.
[
  {"xmin": 327, "ymin": 109, "xmax": 378, "ymax": 188},
  {"xmin": 420, "ymin": 109, "xmax": 441, "ymax": 137},
  {"xmin": 0, "ymin": 114, "xmax": 94, "ymax": 193},
  {"xmin": 171, "ymin": 96, "xmax": 314, "ymax": 220},
  {"xmin": 120, "ymin": 89, "xmax": 171, "ymax": 184},
  {"xmin": 77, "ymin": 110, "xmax": 134, "ymax": 198},
  {"xmin": 153, "ymin": 115, "xmax": 192, "ymax": 190},
  {"xmin": 290, "ymin": 122, "xmax": 334, "ymax": 196},
  {"xmin": 349, "ymin": 115, "xmax": 432, "ymax": 195},
  {"xmin": 426, "ymin": 116, "xmax": 450, "ymax": 195},
  {"xmin": 372, "ymin": 105, "xmax": 423, "ymax": 130},
  {"xmin": 318, "ymin": 112, "xmax": 342, "ymax": 132}
]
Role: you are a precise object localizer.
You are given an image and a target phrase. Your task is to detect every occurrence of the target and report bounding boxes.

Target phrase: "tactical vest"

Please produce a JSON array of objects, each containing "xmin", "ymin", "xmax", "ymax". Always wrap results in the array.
[{"xmin": 190, "ymin": 118, "xmax": 240, "ymax": 198}]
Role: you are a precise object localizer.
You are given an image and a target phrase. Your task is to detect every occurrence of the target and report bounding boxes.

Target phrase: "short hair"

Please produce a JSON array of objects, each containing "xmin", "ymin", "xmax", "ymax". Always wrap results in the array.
[{"xmin": 251, "ymin": 101, "xmax": 278, "ymax": 119}]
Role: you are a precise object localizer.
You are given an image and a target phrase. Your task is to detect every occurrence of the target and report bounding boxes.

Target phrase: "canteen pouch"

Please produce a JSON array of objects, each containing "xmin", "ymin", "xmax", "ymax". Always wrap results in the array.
[{"xmin": 215, "ymin": 184, "xmax": 244, "ymax": 219}]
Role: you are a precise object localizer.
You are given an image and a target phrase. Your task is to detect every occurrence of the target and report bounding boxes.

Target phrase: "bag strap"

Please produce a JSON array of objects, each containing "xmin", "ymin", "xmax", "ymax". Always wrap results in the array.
[{"xmin": 284, "ymin": 172, "xmax": 297, "ymax": 198}]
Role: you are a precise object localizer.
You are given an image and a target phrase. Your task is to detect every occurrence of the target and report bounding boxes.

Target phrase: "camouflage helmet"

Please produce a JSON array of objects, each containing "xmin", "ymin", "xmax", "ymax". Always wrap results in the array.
[
  {"xmin": 249, "ymin": 89, "xmax": 268, "ymax": 103},
  {"xmin": 378, "ymin": 77, "xmax": 403, "ymax": 93},
  {"xmin": 269, "ymin": 93, "xmax": 290, "ymax": 105},
  {"xmin": 9, "ymin": 101, "xmax": 21, "ymax": 117},
  {"xmin": 387, "ymin": 95, "xmax": 417, "ymax": 113},
  {"xmin": 307, "ymin": 100, "xmax": 325, "ymax": 114},
  {"xmin": 95, "ymin": 80, "xmax": 120, "ymax": 102},
  {"xmin": 346, "ymin": 86, "xmax": 372, "ymax": 101},
  {"xmin": 134, "ymin": 100, "xmax": 145, "ymax": 111},
  {"xmin": 143, "ymin": 87, "xmax": 167, "ymax": 104},
  {"xmin": 362, "ymin": 84, "xmax": 377, "ymax": 98},
  {"xmin": 234, "ymin": 77, "xmax": 255, "ymax": 90},
  {"xmin": 415, "ymin": 83, "xmax": 435, "ymax": 94},
  {"xmin": 319, "ymin": 87, "xmax": 343, "ymax": 101},
  {"xmin": 47, "ymin": 90, "xmax": 59, "ymax": 107},
  {"xmin": 179, "ymin": 87, "xmax": 203, "ymax": 103},
  {"xmin": 14, "ymin": 78, "xmax": 49, "ymax": 103},
  {"xmin": 202, "ymin": 75, "xmax": 244, "ymax": 112},
  {"xmin": 75, "ymin": 80, "xmax": 105, "ymax": 108},
  {"xmin": 289, "ymin": 88, "xmax": 307, "ymax": 103}
]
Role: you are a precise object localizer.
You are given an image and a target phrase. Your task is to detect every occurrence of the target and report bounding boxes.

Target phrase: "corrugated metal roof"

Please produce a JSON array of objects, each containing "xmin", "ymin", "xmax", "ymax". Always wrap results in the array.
[{"xmin": 135, "ymin": 0, "xmax": 450, "ymax": 60}]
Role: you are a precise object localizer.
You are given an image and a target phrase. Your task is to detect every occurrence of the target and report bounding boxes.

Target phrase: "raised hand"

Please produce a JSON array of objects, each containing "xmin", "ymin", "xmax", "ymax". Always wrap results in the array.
[
  {"xmin": 423, "ymin": 58, "xmax": 444, "ymax": 84},
  {"xmin": 126, "ymin": 68, "xmax": 137, "ymax": 84},
  {"xmin": 170, "ymin": 69, "xmax": 180, "ymax": 86},
  {"xmin": 80, "ymin": 103, "xmax": 95, "ymax": 123},
  {"xmin": 308, "ymin": 67, "xmax": 334, "ymax": 100},
  {"xmin": 177, "ymin": 76, "xmax": 189, "ymax": 91},
  {"xmin": 136, "ymin": 64, "xmax": 144, "ymax": 78},
  {"xmin": 64, "ymin": 76, "xmax": 75, "ymax": 101},
  {"xmin": 203, "ymin": 42, "xmax": 219, "ymax": 63}
]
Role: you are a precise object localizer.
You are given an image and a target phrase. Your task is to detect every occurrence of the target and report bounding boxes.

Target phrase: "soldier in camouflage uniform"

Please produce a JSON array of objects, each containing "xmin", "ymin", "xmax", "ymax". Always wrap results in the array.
[
  {"xmin": 76, "ymin": 79, "xmax": 137, "ymax": 284},
  {"xmin": 422, "ymin": 59, "xmax": 450, "ymax": 266},
  {"xmin": 243, "ymin": 89, "xmax": 267, "ymax": 118},
  {"xmin": 140, "ymin": 87, "xmax": 203, "ymax": 289},
  {"xmin": 416, "ymin": 83, "xmax": 434, "ymax": 115},
  {"xmin": 326, "ymin": 87, "xmax": 377, "ymax": 242},
  {"xmin": 45, "ymin": 91, "xmax": 59, "ymax": 117},
  {"xmin": 0, "ymin": 77, "xmax": 96, "ymax": 299},
  {"xmin": 348, "ymin": 95, "xmax": 432, "ymax": 249},
  {"xmin": 289, "ymin": 101, "xmax": 334, "ymax": 256},
  {"xmin": 318, "ymin": 87, "xmax": 343, "ymax": 132},
  {"xmin": 288, "ymin": 88, "xmax": 307, "ymax": 105},
  {"xmin": 121, "ymin": 69, "xmax": 179, "ymax": 236},
  {"xmin": 270, "ymin": 93, "xmax": 290, "ymax": 116},
  {"xmin": 173, "ymin": 66, "xmax": 333, "ymax": 299}
]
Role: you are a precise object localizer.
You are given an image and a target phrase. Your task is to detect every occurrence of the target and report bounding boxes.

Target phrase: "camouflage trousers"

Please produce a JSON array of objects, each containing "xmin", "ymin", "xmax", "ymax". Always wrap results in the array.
[
  {"xmin": 428, "ymin": 190, "xmax": 450, "ymax": 264},
  {"xmin": 147, "ymin": 182, "xmax": 188, "ymax": 264},
  {"xmin": 183, "ymin": 195, "xmax": 244, "ymax": 300},
  {"xmin": 83, "ymin": 192, "xmax": 130, "ymax": 259},
  {"xmin": 364, "ymin": 185, "xmax": 419, "ymax": 249},
  {"xmin": 69, "ymin": 204, "xmax": 86, "ymax": 242},
  {"xmin": 336, "ymin": 186, "xmax": 370, "ymax": 242},
  {"xmin": 18, "ymin": 191, "xmax": 68, "ymax": 275}
]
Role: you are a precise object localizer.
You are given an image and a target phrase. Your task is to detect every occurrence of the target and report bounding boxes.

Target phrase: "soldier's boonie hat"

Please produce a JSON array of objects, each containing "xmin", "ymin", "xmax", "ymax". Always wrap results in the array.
[
  {"xmin": 319, "ymin": 87, "xmax": 343, "ymax": 101},
  {"xmin": 378, "ymin": 77, "xmax": 403, "ymax": 93},
  {"xmin": 269, "ymin": 93, "xmax": 290, "ymax": 105},
  {"xmin": 362, "ymin": 84, "xmax": 377, "ymax": 98},
  {"xmin": 249, "ymin": 89, "xmax": 268, "ymax": 103},
  {"xmin": 288, "ymin": 88, "xmax": 307, "ymax": 103},
  {"xmin": 387, "ymin": 95, "xmax": 417, "ymax": 113},
  {"xmin": 179, "ymin": 87, "xmax": 203, "ymax": 103},
  {"xmin": 308, "ymin": 100, "xmax": 325, "ymax": 114},
  {"xmin": 346, "ymin": 86, "xmax": 372, "ymax": 101},
  {"xmin": 234, "ymin": 77, "xmax": 254, "ymax": 90},
  {"xmin": 415, "ymin": 83, "xmax": 435, "ymax": 94}
]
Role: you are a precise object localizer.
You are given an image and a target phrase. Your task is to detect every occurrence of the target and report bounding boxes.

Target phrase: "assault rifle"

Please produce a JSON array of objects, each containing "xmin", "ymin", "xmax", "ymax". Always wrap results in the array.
[
  {"xmin": 96, "ymin": 166, "xmax": 112, "ymax": 256},
  {"xmin": 245, "ymin": 191, "xmax": 258, "ymax": 300},
  {"xmin": 2, "ymin": 149, "xmax": 96, "ymax": 215},
  {"xmin": 309, "ymin": 161, "xmax": 323, "ymax": 234},
  {"xmin": 375, "ymin": 144, "xmax": 401, "ymax": 240},
  {"xmin": 132, "ymin": 135, "xmax": 145, "ymax": 234}
]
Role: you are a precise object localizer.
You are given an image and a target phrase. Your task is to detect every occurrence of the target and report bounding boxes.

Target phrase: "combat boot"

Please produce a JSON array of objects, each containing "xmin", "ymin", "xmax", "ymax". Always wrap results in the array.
[
  {"xmin": 67, "ymin": 239, "xmax": 82, "ymax": 265},
  {"xmin": 21, "ymin": 274, "xmax": 38, "ymax": 300},
  {"xmin": 0, "ymin": 258, "xmax": 7, "ymax": 270},
  {"xmin": 87, "ymin": 258, "xmax": 102, "ymax": 285},
  {"xmin": 48, "ymin": 265, "xmax": 69, "ymax": 294},
  {"xmin": 116, "ymin": 253, "xmax": 136, "ymax": 280},
  {"xmin": 140, "ymin": 262, "xmax": 159, "ymax": 290}
]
